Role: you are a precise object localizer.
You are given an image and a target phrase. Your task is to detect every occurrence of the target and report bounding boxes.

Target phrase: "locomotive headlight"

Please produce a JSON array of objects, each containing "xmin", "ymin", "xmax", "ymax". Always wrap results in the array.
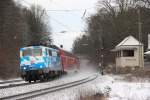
[
  {"xmin": 40, "ymin": 66, "xmax": 42, "ymax": 68},
  {"xmin": 23, "ymin": 67, "xmax": 26, "ymax": 70}
]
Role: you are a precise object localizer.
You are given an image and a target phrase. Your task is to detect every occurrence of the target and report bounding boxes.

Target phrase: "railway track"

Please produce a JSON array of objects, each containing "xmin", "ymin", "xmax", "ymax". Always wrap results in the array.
[
  {"xmin": 0, "ymin": 73, "xmax": 76, "ymax": 89},
  {"xmin": 0, "ymin": 82, "xmax": 34, "ymax": 89},
  {"xmin": 0, "ymin": 74, "xmax": 98, "ymax": 100},
  {"xmin": 0, "ymin": 79, "xmax": 57, "ymax": 89},
  {"xmin": 0, "ymin": 76, "xmax": 62, "ymax": 89},
  {"xmin": 0, "ymin": 79, "xmax": 23, "ymax": 85},
  {"xmin": 0, "ymin": 79, "xmax": 28, "ymax": 89}
]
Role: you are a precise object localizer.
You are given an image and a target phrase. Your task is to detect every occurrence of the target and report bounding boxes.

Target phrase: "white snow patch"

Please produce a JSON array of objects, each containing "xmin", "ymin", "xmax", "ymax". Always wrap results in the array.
[{"xmin": 32, "ymin": 74, "xmax": 150, "ymax": 100}]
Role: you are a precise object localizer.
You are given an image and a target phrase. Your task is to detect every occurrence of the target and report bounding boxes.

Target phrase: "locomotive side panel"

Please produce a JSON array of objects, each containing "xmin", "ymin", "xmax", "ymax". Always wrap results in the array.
[{"xmin": 47, "ymin": 49, "xmax": 62, "ymax": 71}]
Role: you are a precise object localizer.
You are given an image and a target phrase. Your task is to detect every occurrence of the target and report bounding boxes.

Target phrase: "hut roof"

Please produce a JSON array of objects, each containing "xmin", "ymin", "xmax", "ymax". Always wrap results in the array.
[
  {"xmin": 116, "ymin": 35, "xmax": 142, "ymax": 47},
  {"xmin": 111, "ymin": 35, "xmax": 143, "ymax": 51}
]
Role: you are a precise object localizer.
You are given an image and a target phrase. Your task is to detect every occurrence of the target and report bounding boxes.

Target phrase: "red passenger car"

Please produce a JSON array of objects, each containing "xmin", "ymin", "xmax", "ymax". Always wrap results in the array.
[{"xmin": 59, "ymin": 48, "xmax": 79, "ymax": 72}]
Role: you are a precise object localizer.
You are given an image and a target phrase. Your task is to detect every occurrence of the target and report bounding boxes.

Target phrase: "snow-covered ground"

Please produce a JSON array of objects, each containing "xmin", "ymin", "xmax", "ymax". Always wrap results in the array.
[
  {"xmin": 1, "ymin": 74, "xmax": 150, "ymax": 100},
  {"xmin": 31, "ymin": 74, "xmax": 150, "ymax": 100},
  {"xmin": 96, "ymin": 75, "xmax": 150, "ymax": 100}
]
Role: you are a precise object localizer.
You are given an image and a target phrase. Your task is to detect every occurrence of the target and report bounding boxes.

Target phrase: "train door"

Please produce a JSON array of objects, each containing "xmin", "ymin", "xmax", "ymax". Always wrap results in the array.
[
  {"xmin": 51, "ymin": 50, "xmax": 62, "ymax": 70},
  {"xmin": 47, "ymin": 49, "xmax": 52, "ymax": 68}
]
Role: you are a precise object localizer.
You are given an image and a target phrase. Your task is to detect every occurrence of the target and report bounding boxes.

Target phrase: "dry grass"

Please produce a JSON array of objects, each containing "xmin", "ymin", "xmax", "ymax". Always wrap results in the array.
[
  {"xmin": 113, "ymin": 67, "xmax": 150, "ymax": 80},
  {"xmin": 132, "ymin": 68, "xmax": 150, "ymax": 78},
  {"xmin": 103, "ymin": 65, "xmax": 150, "ymax": 80},
  {"xmin": 80, "ymin": 93, "xmax": 107, "ymax": 100}
]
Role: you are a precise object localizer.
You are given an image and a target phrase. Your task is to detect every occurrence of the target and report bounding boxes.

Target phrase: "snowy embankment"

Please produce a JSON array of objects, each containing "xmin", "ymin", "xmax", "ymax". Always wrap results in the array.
[
  {"xmin": 32, "ymin": 74, "xmax": 150, "ymax": 100},
  {"xmin": 96, "ymin": 75, "xmax": 150, "ymax": 100}
]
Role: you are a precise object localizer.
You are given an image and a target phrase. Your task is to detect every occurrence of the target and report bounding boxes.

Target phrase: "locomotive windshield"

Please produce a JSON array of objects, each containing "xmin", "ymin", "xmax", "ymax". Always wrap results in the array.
[
  {"xmin": 32, "ymin": 48, "xmax": 42, "ymax": 56},
  {"xmin": 22, "ymin": 48, "xmax": 31, "ymax": 56},
  {"xmin": 22, "ymin": 48, "xmax": 42, "ymax": 56}
]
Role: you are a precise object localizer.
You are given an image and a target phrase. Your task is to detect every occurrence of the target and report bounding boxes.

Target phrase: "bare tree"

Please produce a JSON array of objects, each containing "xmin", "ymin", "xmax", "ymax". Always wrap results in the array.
[
  {"xmin": 0, "ymin": 1, "xmax": 52, "ymax": 79},
  {"xmin": 73, "ymin": 0, "xmax": 150, "ymax": 66},
  {"xmin": 24, "ymin": 5, "xmax": 52, "ymax": 45},
  {"xmin": 0, "ymin": 0, "xmax": 28, "ymax": 79}
]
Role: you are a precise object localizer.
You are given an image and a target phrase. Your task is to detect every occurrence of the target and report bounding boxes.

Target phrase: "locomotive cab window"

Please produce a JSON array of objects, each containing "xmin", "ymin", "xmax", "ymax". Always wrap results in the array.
[
  {"xmin": 32, "ymin": 48, "xmax": 42, "ymax": 56},
  {"xmin": 23, "ymin": 49, "xmax": 31, "ymax": 56}
]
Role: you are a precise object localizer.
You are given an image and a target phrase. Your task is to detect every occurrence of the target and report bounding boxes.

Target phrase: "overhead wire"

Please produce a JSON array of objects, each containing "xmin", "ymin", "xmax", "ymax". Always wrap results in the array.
[
  {"xmin": 47, "ymin": 0, "xmax": 91, "ymax": 18},
  {"xmin": 19, "ymin": 0, "xmax": 92, "ymax": 32},
  {"xmin": 46, "ymin": 13, "xmax": 75, "ymax": 32},
  {"xmin": 47, "ymin": 0, "xmax": 88, "ymax": 31},
  {"xmin": 20, "ymin": 0, "xmax": 94, "ymax": 12},
  {"xmin": 21, "ymin": 0, "xmax": 93, "ymax": 18},
  {"xmin": 46, "ymin": 0, "xmax": 84, "ymax": 33}
]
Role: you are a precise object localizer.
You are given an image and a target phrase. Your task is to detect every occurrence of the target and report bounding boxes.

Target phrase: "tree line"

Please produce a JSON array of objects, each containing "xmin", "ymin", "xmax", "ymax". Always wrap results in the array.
[
  {"xmin": 73, "ymin": 0, "xmax": 150, "ymax": 66},
  {"xmin": 0, "ymin": 0, "xmax": 51, "ymax": 79}
]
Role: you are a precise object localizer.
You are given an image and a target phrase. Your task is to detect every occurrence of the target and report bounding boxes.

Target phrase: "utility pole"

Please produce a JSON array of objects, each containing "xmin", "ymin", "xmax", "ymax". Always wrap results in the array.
[
  {"xmin": 101, "ymin": 48, "xmax": 104, "ymax": 75},
  {"xmin": 100, "ymin": 36, "xmax": 104, "ymax": 75},
  {"xmin": 135, "ymin": 0, "xmax": 144, "ymax": 68},
  {"xmin": 138, "ymin": 7, "xmax": 143, "ymax": 68}
]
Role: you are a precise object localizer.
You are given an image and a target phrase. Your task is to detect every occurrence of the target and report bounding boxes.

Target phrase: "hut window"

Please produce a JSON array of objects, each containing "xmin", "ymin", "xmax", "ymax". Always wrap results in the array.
[
  {"xmin": 123, "ymin": 50, "xmax": 134, "ymax": 57},
  {"xmin": 116, "ymin": 51, "xmax": 122, "ymax": 57}
]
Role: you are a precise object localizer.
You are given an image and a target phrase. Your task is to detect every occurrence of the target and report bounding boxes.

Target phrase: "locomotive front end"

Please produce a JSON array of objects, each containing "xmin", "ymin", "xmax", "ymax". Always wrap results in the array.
[
  {"xmin": 20, "ymin": 47, "xmax": 46, "ymax": 70},
  {"xmin": 19, "ymin": 46, "xmax": 47, "ymax": 82}
]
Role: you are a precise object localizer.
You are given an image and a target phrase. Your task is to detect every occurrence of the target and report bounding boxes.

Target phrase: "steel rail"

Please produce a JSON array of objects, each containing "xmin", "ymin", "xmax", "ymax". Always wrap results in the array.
[
  {"xmin": 0, "ymin": 79, "xmax": 23, "ymax": 85},
  {"xmin": 0, "ymin": 76, "xmax": 62, "ymax": 89},
  {"xmin": 0, "ymin": 82, "xmax": 35, "ymax": 89}
]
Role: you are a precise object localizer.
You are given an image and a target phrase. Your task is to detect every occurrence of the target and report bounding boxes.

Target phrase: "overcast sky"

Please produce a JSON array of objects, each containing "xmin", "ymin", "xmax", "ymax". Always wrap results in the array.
[{"xmin": 19, "ymin": 0, "xmax": 99, "ymax": 51}]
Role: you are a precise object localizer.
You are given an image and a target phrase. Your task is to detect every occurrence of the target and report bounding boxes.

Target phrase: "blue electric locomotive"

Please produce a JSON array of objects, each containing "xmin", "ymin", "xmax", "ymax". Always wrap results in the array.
[{"xmin": 20, "ymin": 45, "xmax": 63, "ymax": 82}]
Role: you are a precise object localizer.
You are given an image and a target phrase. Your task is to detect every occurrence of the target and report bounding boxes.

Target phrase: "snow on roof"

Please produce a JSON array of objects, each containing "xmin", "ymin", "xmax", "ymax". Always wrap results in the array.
[
  {"xmin": 111, "ymin": 46, "xmax": 137, "ymax": 51},
  {"xmin": 116, "ymin": 35, "xmax": 142, "ymax": 47},
  {"xmin": 144, "ymin": 51, "xmax": 150, "ymax": 55}
]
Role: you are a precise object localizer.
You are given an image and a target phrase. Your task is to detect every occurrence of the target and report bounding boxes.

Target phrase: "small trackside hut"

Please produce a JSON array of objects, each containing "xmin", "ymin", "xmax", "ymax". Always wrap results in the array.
[{"xmin": 112, "ymin": 35, "xmax": 144, "ymax": 70}]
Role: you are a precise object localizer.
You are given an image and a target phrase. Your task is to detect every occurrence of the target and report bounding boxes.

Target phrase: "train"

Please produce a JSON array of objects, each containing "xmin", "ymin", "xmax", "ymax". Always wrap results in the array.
[{"xmin": 19, "ymin": 44, "xmax": 79, "ymax": 83}]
